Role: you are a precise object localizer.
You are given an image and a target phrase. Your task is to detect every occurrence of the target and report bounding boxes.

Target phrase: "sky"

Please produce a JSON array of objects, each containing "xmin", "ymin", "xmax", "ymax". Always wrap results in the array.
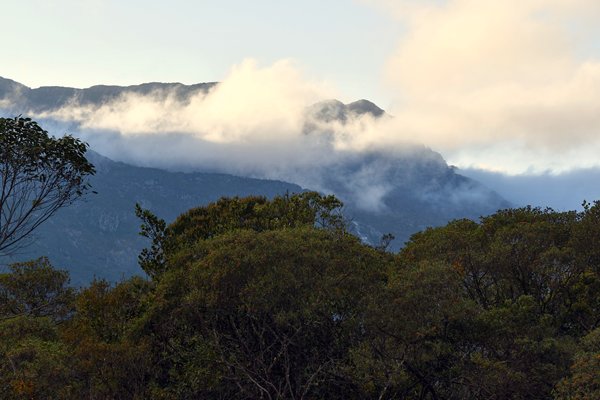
[
  {"xmin": 3, "ymin": 0, "xmax": 600, "ymax": 209},
  {"xmin": 1, "ymin": 0, "xmax": 401, "ymax": 106}
]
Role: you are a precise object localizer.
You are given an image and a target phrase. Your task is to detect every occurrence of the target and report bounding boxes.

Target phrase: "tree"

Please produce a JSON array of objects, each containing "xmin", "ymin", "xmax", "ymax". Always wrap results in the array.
[
  {"xmin": 60, "ymin": 277, "xmax": 154, "ymax": 399},
  {"xmin": 136, "ymin": 191, "xmax": 345, "ymax": 280},
  {"xmin": 0, "ymin": 117, "xmax": 95, "ymax": 256},
  {"xmin": 0, "ymin": 258, "xmax": 78, "ymax": 399},
  {"xmin": 554, "ymin": 327, "xmax": 600, "ymax": 400},
  {"xmin": 0, "ymin": 316, "xmax": 76, "ymax": 400},
  {"xmin": 352, "ymin": 261, "xmax": 477, "ymax": 399},
  {"xmin": 139, "ymin": 227, "xmax": 387, "ymax": 399},
  {"xmin": 0, "ymin": 257, "xmax": 75, "ymax": 322},
  {"xmin": 394, "ymin": 207, "xmax": 588, "ymax": 399}
]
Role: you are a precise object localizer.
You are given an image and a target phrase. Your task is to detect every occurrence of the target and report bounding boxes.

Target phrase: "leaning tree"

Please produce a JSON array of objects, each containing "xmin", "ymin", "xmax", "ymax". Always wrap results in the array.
[{"xmin": 0, "ymin": 117, "xmax": 95, "ymax": 256}]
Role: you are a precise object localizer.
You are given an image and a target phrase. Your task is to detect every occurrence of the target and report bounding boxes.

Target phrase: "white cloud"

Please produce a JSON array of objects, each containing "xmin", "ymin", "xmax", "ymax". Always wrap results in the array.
[
  {"xmin": 34, "ymin": 59, "xmax": 411, "ymax": 211},
  {"xmin": 34, "ymin": 0, "xmax": 600, "ymax": 177},
  {"xmin": 14, "ymin": 0, "xmax": 600, "ymax": 212},
  {"xmin": 362, "ymin": 0, "xmax": 600, "ymax": 173},
  {"xmin": 44, "ymin": 59, "xmax": 330, "ymax": 142}
]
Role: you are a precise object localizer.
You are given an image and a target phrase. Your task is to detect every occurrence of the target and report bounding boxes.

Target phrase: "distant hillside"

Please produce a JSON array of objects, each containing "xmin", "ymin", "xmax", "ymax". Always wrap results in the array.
[
  {"xmin": 5, "ymin": 149, "xmax": 508, "ymax": 284},
  {"xmin": 7, "ymin": 151, "xmax": 304, "ymax": 284},
  {"xmin": 0, "ymin": 76, "xmax": 216, "ymax": 113},
  {"xmin": 314, "ymin": 146, "xmax": 510, "ymax": 245},
  {"xmin": 0, "ymin": 77, "xmax": 511, "ymax": 283}
]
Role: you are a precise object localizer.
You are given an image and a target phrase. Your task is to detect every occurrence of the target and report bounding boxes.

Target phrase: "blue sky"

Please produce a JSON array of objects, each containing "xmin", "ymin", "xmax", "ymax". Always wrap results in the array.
[
  {"xmin": 4, "ymin": 0, "xmax": 600, "ymax": 186},
  {"xmin": 2, "ymin": 0, "xmax": 402, "ymax": 105}
]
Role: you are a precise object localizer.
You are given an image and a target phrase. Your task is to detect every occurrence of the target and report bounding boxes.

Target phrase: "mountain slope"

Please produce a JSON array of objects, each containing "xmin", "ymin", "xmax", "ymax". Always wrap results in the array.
[
  {"xmin": 0, "ymin": 76, "xmax": 216, "ymax": 113},
  {"xmin": 0, "ymin": 77, "xmax": 510, "ymax": 282},
  {"xmin": 8, "ymin": 152, "xmax": 304, "ymax": 284},
  {"xmin": 6, "ymin": 149, "xmax": 507, "ymax": 285}
]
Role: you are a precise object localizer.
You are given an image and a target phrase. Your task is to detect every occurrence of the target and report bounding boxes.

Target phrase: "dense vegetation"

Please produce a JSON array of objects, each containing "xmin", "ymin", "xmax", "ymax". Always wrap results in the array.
[{"xmin": 1, "ymin": 192, "xmax": 599, "ymax": 399}]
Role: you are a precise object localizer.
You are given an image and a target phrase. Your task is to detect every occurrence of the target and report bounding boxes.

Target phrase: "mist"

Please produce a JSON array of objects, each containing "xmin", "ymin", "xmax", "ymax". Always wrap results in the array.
[
  {"xmin": 2, "ymin": 1, "xmax": 600, "ymax": 212},
  {"xmin": 6, "ymin": 52, "xmax": 598, "ymax": 213},
  {"xmin": 15, "ymin": 60, "xmax": 428, "ymax": 212},
  {"xmin": 461, "ymin": 167, "xmax": 600, "ymax": 211},
  {"xmin": 28, "ymin": 0, "xmax": 600, "ymax": 177},
  {"xmin": 368, "ymin": 0, "xmax": 600, "ymax": 174}
]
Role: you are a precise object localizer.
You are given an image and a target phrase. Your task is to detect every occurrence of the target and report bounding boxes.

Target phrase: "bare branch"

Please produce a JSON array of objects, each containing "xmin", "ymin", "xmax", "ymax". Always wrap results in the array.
[{"xmin": 0, "ymin": 117, "xmax": 95, "ymax": 256}]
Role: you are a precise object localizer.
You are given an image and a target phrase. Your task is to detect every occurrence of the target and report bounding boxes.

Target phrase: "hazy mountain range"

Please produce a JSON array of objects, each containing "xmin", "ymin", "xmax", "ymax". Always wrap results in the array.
[
  {"xmin": 0, "ymin": 76, "xmax": 216, "ymax": 112},
  {"xmin": 0, "ymin": 77, "xmax": 510, "ymax": 283}
]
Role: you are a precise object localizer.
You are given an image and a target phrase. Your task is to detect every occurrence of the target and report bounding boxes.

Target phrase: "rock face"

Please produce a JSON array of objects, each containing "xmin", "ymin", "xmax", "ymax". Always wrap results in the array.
[{"xmin": 0, "ymin": 77, "xmax": 511, "ymax": 283}]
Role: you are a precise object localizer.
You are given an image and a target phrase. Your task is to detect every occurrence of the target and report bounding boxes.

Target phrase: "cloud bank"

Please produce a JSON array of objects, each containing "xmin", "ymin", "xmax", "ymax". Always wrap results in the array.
[
  {"xmin": 366, "ymin": 0, "xmax": 600, "ymax": 173},
  {"xmin": 33, "ymin": 0, "xmax": 600, "ymax": 176},
  {"xmin": 461, "ymin": 167, "xmax": 600, "ymax": 211},
  {"xmin": 31, "ymin": 59, "xmax": 423, "ymax": 212},
  {"xmin": 6, "ymin": 0, "xmax": 600, "ymax": 211},
  {"xmin": 37, "ymin": 60, "xmax": 337, "ymax": 173}
]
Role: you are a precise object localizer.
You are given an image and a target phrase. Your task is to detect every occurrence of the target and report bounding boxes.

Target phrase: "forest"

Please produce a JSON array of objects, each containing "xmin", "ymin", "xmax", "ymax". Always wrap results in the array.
[
  {"xmin": 1, "ymin": 192, "xmax": 600, "ymax": 399},
  {"xmin": 0, "ymin": 117, "xmax": 599, "ymax": 399}
]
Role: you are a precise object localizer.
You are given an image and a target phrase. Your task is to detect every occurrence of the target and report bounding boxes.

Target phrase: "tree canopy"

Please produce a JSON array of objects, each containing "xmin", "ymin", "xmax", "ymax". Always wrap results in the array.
[
  {"xmin": 1, "ymin": 196, "xmax": 600, "ymax": 399},
  {"xmin": 135, "ymin": 191, "xmax": 344, "ymax": 279},
  {"xmin": 0, "ymin": 117, "xmax": 95, "ymax": 256}
]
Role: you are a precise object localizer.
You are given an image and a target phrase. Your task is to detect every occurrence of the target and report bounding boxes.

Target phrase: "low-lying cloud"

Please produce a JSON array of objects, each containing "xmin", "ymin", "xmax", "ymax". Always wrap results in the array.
[
  {"xmin": 42, "ymin": 60, "xmax": 328, "ymax": 143},
  {"xmin": 36, "ymin": 60, "xmax": 337, "ymax": 173},
  {"xmin": 5, "ymin": 0, "xmax": 600, "ymax": 210},
  {"xmin": 28, "ymin": 59, "xmax": 414, "ymax": 212},
  {"xmin": 34, "ymin": 1, "xmax": 600, "ymax": 176},
  {"xmin": 366, "ymin": 0, "xmax": 600, "ymax": 173},
  {"xmin": 461, "ymin": 167, "xmax": 600, "ymax": 211}
]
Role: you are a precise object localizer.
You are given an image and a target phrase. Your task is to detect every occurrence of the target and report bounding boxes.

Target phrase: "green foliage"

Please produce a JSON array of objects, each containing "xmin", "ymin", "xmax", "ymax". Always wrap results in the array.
[
  {"xmin": 136, "ymin": 191, "xmax": 345, "ymax": 280},
  {"xmin": 0, "ymin": 258, "xmax": 77, "ymax": 399},
  {"xmin": 167, "ymin": 191, "xmax": 344, "ymax": 245},
  {"xmin": 554, "ymin": 328, "xmax": 600, "ymax": 399},
  {"xmin": 0, "ymin": 117, "xmax": 95, "ymax": 255},
  {"xmin": 573, "ymin": 200, "xmax": 600, "ymax": 273},
  {"xmin": 140, "ymin": 227, "xmax": 387, "ymax": 399},
  {"xmin": 2, "ymin": 196, "xmax": 600, "ymax": 398},
  {"xmin": 393, "ymin": 206, "xmax": 597, "ymax": 398},
  {"xmin": 0, "ymin": 257, "xmax": 75, "ymax": 321},
  {"xmin": 0, "ymin": 318, "xmax": 75, "ymax": 400},
  {"xmin": 403, "ymin": 207, "xmax": 584, "ymax": 325},
  {"xmin": 136, "ymin": 202, "xmax": 168, "ymax": 279},
  {"xmin": 353, "ymin": 260, "xmax": 482, "ymax": 399},
  {"xmin": 68, "ymin": 277, "xmax": 152, "ymax": 342},
  {"xmin": 61, "ymin": 277, "xmax": 155, "ymax": 399},
  {"xmin": 467, "ymin": 296, "xmax": 572, "ymax": 399}
]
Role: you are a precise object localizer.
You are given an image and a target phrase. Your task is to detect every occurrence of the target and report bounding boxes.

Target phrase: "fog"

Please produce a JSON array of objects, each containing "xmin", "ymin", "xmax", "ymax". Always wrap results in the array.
[
  {"xmin": 6, "ymin": 62, "xmax": 397, "ymax": 203},
  {"xmin": 32, "ymin": 0, "xmax": 600, "ymax": 176},
  {"xmin": 5, "ymin": 61, "xmax": 412, "ymax": 212},
  {"xmin": 368, "ymin": 0, "xmax": 600, "ymax": 174},
  {"xmin": 461, "ymin": 167, "xmax": 600, "ymax": 211},
  {"xmin": 3, "ymin": 0, "xmax": 600, "ymax": 211}
]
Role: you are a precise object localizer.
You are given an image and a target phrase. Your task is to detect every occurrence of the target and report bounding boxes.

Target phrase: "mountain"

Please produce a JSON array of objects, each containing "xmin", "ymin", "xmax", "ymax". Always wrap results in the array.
[
  {"xmin": 301, "ymin": 98, "xmax": 510, "ymax": 243},
  {"xmin": 5, "ymin": 149, "xmax": 507, "ymax": 285},
  {"xmin": 7, "ymin": 151, "xmax": 304, "ymax": 284},
  {"xmin": 0, "ymin": 76, "xmax": 216, "ymax": 113},
  {"xmin": 0, "ymin": 77, "xmax": 511, "ymax": 283},
  {"xmin": 304, "ymin": 99, "xmax": 384, "ymax": 125},
  {"xmin": 309, "ymin": 146, "xmax": 510, "ymax": 244}
]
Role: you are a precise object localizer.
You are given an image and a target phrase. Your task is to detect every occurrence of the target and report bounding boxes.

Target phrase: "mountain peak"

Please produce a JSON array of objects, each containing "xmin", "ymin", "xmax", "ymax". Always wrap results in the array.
[
  {"xmin": 346, "ymin": 99, "xmax": 384, "ymax": 117},
  {"xmin": 306, "ymin": 99, "xmax": 386, "ymax": 124},
  {"xmin": 0, "ymin": 77, "xmax": 220, "ymax": 112},
  {"xmin": 0, "ymin": 76, "xmax": 29, "ymax": 97}
]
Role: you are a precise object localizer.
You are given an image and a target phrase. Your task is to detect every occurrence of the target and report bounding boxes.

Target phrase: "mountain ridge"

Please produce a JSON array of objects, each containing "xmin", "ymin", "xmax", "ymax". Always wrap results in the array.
[
  {"xmin": 0, "ymin": 77, "xmax": 511, "ymax": 283},
  {"xmin": 0, "ymin": 76, "xmax": 218, "ymax": 112}
]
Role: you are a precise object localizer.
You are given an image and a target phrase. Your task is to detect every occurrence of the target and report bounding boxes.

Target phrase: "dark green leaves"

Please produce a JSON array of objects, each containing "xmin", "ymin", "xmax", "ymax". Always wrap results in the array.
[{"xmin": 0, "ymin": 117, "xmax": 95, "ymax": 256}]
